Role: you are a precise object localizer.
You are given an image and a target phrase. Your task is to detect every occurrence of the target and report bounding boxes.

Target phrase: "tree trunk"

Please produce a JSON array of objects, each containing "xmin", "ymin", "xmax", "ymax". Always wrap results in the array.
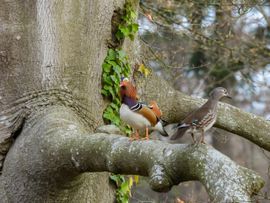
[
  {"xmin": 0, "ymin": 0, "xmax": 126, "ymax": 202},
  {"xmin": 0, "ymin": 0, "xmax": 267, "ymax": 202}
]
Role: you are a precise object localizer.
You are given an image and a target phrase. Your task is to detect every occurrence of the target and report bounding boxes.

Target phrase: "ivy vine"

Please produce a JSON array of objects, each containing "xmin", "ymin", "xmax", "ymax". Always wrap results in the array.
[
  {"xmin": 101, "ymin": 2, "xmax": 139, "ymax": 202},
  {"xmin": 116, "ymin": 2, "xmax": 139, "ymax": 41},
  {"xmin": 110, "ymin": 175, "xmax": 138, "ymax": 203},
  {"xmin": 102, "ymin": 1, "xmax": 138, "ymax": 134},
  {"xmin": 101, "ymin": 48, "xmax": 131, "ymax": 128}
]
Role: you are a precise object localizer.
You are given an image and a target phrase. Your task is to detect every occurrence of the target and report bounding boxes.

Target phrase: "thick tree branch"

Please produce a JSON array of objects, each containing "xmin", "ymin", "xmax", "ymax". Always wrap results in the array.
[
  {"xmin": 78, "ymin": 131, "xmax": 264, "ymax": 202},
  {"xmin": 1, "ymin": 106, "xmax": 263, "ymax": 202},
  {"xmin": 135, "ymin": 74, "xmax": 270, "ymax": 151}
]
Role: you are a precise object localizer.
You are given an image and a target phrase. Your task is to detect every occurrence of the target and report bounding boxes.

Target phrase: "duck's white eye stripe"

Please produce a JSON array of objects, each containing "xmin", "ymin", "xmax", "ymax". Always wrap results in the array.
[{"xmin": 123, "ymin": 78, "xmax": 129, "ymax": 82}]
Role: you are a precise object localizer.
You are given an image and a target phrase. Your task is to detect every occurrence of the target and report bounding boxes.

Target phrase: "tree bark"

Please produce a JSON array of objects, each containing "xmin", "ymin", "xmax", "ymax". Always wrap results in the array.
[
  {"xmin": 0, "ymin": 0, "xmax": 126, "ymax": 202},
  {"xmin": 0, "ymin": 0, "xmax": 269, "ymax": 202},
  {"xmin": 1, "ymin": 106, "xmax": 264, "ymax": 202}
]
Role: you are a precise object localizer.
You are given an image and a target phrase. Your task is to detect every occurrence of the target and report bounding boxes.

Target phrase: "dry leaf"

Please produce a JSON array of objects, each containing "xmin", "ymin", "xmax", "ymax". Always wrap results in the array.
[{"xmin": 138, "ymin": 63, "xmax": 151, "ymax": 77}]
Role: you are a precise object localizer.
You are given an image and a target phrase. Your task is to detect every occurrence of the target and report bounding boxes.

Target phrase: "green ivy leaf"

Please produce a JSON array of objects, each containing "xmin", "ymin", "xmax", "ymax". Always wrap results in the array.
[
  {"xmin": 130, "ymin": 11, "xmax": 137, "ymax": 20},
  {"xmin": 110, "ymin": 75, "xmax": 119, "ymax": 84},
  {"xmin": 128, "ymin": 34, "xmax": 134, "ymax": 41},
  {"xmin": 119, "ymin": 175, "xmax": 125, "ymax": 183},
  {"xmin": 116, "ymin": 30, "xmax": 124, "ymax": 40},
  {"xmin": 124, "ymin": 127, "xmax": 132, "ymax": 135},
  {"xmin": 103, "ymin": 112, "xmax": 114, "ymax": 122},
  {"xmin": 119, "ymin": 25, "xmax": 130, "ymax": 37},
  {"xmin": 114, "ymin": 98, "xmax": 121, "ymax": 106},
  {"xmin": 122, "ymin": 15, "xmax": 129, "ymax": 22},
  {"xmin": 108, "ymin": 89, "xmax": 116, "ymax": 100},
  {"xmin": 110, "ymin": 103, "xmax": 119, "ymax": 110},
  {"xmin": 107, "ymin": 49, "xmax": 116, "ymax": 60},
  {"xmin": 131, "ymin": 23, "xmax": 139, "ymax": 32},
  {"xmin": 112, "ymin": 65, "xmax": 121, "ymax": 75},
  {"xmin": 107, "ymin": 60, "xmax": 118, "ymax": 67},
  {"xmin": 112, "ymin": 117, "xmax": 121, "ymax": 126},
  {"xmin": 103, "ymin": 75, "xmax": 112, "ymax": 85},
  {"xmin": 103, "ymin": 85, "xmax": 112, "ymax": 91},
  {"xmin": 120, "ymin": 181, "xmax": 130, "ymax": 194},
  {"xmin": 102, "ymin": 63, "xmax": 111, "ymax": 73},
  {"xmin": 119, "ymin": 195, "xmax": 129, "ymax": 203},
  {"xmin": 101, "ymin": 89, "xmax": 109, "ymax": 96},
  {"xmin": 110, "ymin": 174, "xmax": 122, "ymax": 187},
  {"xmin": 117, "ymin": 50, "xmax": 126, "ymax": 60}
]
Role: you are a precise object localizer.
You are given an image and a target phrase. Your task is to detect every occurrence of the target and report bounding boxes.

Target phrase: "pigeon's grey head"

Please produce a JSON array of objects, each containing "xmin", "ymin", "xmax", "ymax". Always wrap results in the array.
[{"xmin": 209, "ymin": 87, "xmax": 231, "ymax": 100}]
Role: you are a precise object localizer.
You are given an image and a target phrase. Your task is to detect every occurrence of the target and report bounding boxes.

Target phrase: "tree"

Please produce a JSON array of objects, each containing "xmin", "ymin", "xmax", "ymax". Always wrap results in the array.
[{"xmin": 0, "ymin": 0, "xmax": 268, "ymax": 202}]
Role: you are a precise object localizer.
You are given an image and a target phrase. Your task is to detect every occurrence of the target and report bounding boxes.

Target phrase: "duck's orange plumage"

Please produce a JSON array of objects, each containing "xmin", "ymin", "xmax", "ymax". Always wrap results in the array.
[{"xmin": 149, "ymin": 101, "xmax": 162, "ymax": 118}]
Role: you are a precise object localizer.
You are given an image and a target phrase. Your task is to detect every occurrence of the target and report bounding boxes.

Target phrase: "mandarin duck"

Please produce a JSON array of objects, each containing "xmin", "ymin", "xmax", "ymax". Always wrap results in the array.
[
  {"xmin": 119, "ymin": 78, "xmax": 167, "ymax": 140},
  {"xmin": 170, "ymin": 87, "xmax": 231, "ymax": 143}
]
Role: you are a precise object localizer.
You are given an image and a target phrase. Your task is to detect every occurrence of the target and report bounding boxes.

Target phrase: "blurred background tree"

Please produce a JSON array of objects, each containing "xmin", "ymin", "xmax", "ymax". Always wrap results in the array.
[{"xmin": 131, "ymin": 0, "xmax": 270, "ymax": 202}]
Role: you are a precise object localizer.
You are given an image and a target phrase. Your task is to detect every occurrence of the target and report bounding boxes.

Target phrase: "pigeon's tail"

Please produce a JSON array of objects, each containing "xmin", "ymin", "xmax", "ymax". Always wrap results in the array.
[{"xmin": 170, "ymin": 124, "xmax": 189, "ymax": 140}]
